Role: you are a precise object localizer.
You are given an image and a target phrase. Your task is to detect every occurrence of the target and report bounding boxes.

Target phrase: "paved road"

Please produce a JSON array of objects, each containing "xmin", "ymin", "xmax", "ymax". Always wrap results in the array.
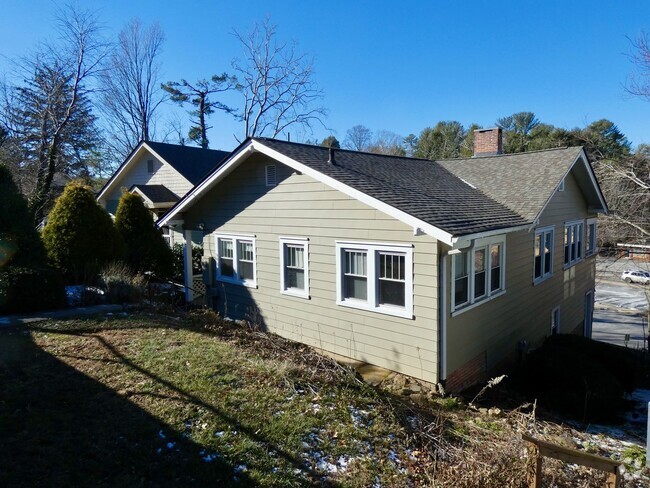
[{"xmin": 593, "ymin": 278, "xmax": 648, "ymax": 348}]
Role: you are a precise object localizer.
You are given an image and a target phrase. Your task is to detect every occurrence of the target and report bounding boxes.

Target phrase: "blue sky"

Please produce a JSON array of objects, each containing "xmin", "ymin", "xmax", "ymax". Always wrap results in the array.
[{"xmin": 1, "ymin": 1, "xmax": 649, "ymax": 152}]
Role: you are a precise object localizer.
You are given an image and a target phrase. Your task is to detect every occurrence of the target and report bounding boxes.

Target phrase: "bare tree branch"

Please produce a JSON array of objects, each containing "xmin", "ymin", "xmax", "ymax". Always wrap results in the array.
[{"xmin": 231, "ymin": 19, "xmax": 327, "ymax": 141}]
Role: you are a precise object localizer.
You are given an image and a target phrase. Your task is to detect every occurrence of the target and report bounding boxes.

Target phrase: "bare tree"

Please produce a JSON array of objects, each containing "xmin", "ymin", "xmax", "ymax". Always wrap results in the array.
[
  {"xmin": 367, "ymin": 130, "xmax": 406, "ymax": 156},
  {"xmin": 232, "ymin": 19, "xmax": 326, "ymax": 141},
  {"xmin": 626, "ymin": 31, "xmax": 650, "ymax": 100},
  {"xmin": 100, "ymin": 19, "xmax": 165, "ymax": 158},
  {"xmin": 162, "ymin": 74, "xmax": 237, "ymax": 149},
  {"xmin": 0, "ymin": 5, "xmax": 106, "ymax": 224},
  {"xmin": 343, "ymin": 125, "xmax": 373, "ymax": 151}
]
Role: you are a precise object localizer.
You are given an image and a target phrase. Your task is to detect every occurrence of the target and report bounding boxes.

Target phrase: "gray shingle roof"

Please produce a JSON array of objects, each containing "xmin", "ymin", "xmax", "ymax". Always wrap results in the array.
[
  {"xmin": 145, "ymin": 141, "xmax": 229, "ymax": 184},
  {"xmin": 130, "ymin": 184, "xmax": 179, "ymax": 204},
  {"xmin": 256, "ymin": 138, "xmax": 531, "ymax": 236},
  {"xmin": 438, "ymin": 146, "xmax": 583, "ymax": 222}
]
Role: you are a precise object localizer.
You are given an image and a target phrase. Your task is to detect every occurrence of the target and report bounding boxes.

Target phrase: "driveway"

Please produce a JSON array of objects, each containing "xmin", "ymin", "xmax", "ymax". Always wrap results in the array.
[{"xmin": 592, "ymin": 273, "xmax": 648, "ymax": 348}]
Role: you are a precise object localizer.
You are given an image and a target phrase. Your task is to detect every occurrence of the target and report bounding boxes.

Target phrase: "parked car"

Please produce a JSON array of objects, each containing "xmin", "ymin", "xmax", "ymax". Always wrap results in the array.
[{"xmin": 621, "ymin": 270, "xmax": 650, "ymax": 285}]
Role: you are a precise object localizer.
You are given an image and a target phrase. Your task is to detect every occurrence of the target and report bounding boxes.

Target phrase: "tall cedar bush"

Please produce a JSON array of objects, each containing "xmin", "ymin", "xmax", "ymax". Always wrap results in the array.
[
  {"xmin": 114, "ymin": 192, "xmax": 174, "ymax": 278},
  {"xmin": 0, "ymin": 164, "xmax": 66, "ymax": 313},
  {"xmin": 0, "ymin": 164, "xmax": 47, "ymax": 267},
  {"xmin": 42, "ymin": 182, "xmax": 122, "ymax": 284}
]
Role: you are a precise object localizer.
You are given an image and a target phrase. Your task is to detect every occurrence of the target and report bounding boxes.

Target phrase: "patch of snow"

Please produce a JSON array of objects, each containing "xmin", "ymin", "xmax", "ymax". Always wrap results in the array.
[
  {"xmin": 0, "ymin": 317, "xmax": 10, "ymax": 325},
  {"xmin": 158, "ymin": 430, "xmax": 166, "ymax": 439},
  {"xmin": 166, "ymin": 442, "xmax": 175, "ymax": 449},
  {"xmin": 215, "ymin": 431, "xmax": 225, "ymax": 437},
  {"xmin": 203, "ymin": 452, "xmax": 221, "ymax": 462}
]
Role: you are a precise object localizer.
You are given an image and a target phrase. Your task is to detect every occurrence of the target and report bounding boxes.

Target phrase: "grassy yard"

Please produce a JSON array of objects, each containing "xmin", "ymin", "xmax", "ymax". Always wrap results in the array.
[{"xmin": 1, "ymin": 311, "xmax": 648, "ymax": 487}]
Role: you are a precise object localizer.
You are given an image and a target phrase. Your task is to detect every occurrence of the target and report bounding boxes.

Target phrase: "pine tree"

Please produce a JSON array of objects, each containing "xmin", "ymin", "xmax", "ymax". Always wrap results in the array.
[{"xmin": 114, "ymin": 192, "xmax": 173, "ymax": 278}]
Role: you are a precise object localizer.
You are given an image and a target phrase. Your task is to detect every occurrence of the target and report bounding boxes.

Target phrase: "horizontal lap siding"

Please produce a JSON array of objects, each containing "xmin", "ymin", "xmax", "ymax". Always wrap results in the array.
[
  {"xmin": 101, "ymin": 151, "xmax": 192, "ymax": 212},
  {"xmin": 187, "ymin": 154, "xmax": 439, "ymax": 382},
  {"xmin": 446, "ymin": 171, "xmax": 597, "ymax": 374}
]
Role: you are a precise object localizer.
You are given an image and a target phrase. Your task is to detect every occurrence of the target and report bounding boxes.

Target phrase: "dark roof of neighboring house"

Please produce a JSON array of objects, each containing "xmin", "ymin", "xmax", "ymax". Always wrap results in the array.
[
  {"xmin": 438, "ymin": 146, "xmax": 584, "ymax": 222},
  {"xmin": 256, "ymin": 138, "xmax": 530, "ymax": 236},
  {"xmin": 130, "ymin": 184, "xmax": 179, "ymax": 204},
  {"xmin": 145, "ymin": 141, "xmax": 230, "ymax": 184}
]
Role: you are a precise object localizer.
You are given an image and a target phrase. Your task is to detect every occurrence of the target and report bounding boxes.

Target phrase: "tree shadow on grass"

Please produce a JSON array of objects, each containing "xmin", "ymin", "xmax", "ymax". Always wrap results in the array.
[
  {"xmin": 0, "ymin": 319, "xmax": 329, "ymax": 487},
  {"xmin": 0, "ymin": 325, "xmax": 255, "ymax": 487}
]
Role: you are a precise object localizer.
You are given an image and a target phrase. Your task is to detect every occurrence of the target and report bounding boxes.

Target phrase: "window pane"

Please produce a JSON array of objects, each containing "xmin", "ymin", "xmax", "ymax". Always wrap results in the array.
[
  {"xmin": 379, "ymin": 279, "xmax": 405, "ymax": 306},
  {"xmin": 345, "ymin": 251, "xmax": 367, "ymax": 276},
  {"xmin": 379, "ymin": 253, "xmax": 405, "ymax": 281},
  {"xmin": 534, "ymin": 235, "xmax": 542, "ymax": 279},
  {"xmin": 239, "ymin": 261, "xmax": 254, "ymax": 280},
  {"xmin": 455, "ymin": 276, "xmax": 468, "ymax": 306},
  {"xmin": 576, "ymin": 224, "xmax": 583, "ymax": 259},
  {"xmin": 220, "ymin": 257, "xmax": 234, "ymax": 277},
  {"xmin": 564, "ymin": 227, "xmax": 570, "ymax": 264},
  {"xmin": 474, "ymin": 248, "xmax": 486, "ymax": 298},
  {"xmin": 238, "ymin": 241, "xmax": 254, "ymax": 261},
  {"xmin": 286, "ymin": 268, "xmax": 304, "ymax": 289},
  {"xmin": 220, "ymin": 239, "xmax": 233, "ymax": 258},
  {"xmin": 454, "ymin": 252, "xmax": 468, "ymax": 279},
  {"xmin": 544, "ymin": 232, "xmax": 552, "ymax": 274},
  {"xmin": 344, "ymin": 275, "xmax": 367, "ymax": 300},
  {"xmin": 490, "ymin": 244, "xmax": 501, "ymax": 292}
]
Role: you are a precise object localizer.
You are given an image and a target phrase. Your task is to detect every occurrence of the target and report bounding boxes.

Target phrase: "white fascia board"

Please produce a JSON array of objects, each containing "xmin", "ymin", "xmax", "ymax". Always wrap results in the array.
[
  {"xmin": 97, "ymin": 142, "xmax": 190, "ymax": 201},
  {"xmin": 528, "ymin": 149, "xmax": 608, "ymax": 232},
  {"xmin": 254, "ymin": 142, "xmax": 456, "ymax": 245},
  {"xmin": 157, "ymin": 142, "xmax": 253, "ymax": 227},
  {"xmin": 159, "ymin": 140, "xmax": 456, "ymax": 244},
  {"xmin": 128, "ymin": 186, "xmax": 155, "ymax": 207},
  {"xmin": 579, "ymin": 148, "xmax": 608, "ymax": 214},
  {"xmin": 451, "ymin": 224, "xmax": 529, "ymax": 249}
]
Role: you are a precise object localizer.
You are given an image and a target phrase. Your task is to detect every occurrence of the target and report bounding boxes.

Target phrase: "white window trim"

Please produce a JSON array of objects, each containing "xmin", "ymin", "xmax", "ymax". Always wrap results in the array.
[
  {"xmin": 215, "ymin": 233, "xmax": 257, "ymax": 288},
  {"xmin": 451, "ymin": 236, "xmax": 506, "ymax": 316},
  {"xmin": 564, "ymin": 220, "xmax": 584, "ymax": 269},
  {"xmin": 533, "ymin": 226, "xmax": 554, "ymax": 285},
  {"xmin": 335, "ymin": 241, "xmax": 413, "ymax": 319},
  {"xmin": 551, "ymin": 306, "xmax": 561, "ymax": 335},
  {"xmin": 279, "ymin": 237, "xmax": 310, "ymax": 299},
  {"xmin": 585, "ymin": 218, "xmax": 597, "ymax": 257}
]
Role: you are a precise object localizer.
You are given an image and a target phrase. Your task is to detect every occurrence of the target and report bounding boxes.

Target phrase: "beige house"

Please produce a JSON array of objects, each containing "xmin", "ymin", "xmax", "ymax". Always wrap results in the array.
[
  {"xmin": 158, "ymin": 129, "xmax": 607, "ymax": 391},
  {"xmin": 97, "ymin": 140, "xmax": 229, "ymax": 246}
]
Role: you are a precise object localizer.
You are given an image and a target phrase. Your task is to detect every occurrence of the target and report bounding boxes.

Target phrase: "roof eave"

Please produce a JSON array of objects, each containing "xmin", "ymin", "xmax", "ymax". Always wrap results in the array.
[{"xmin": 158, "ymin": 139, "xmax": 458, "ymax": 245}]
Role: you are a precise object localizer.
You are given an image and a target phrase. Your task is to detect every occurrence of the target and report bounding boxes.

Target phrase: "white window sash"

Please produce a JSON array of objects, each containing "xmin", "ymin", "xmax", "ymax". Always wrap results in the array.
[
  {"xmin": 215, "ymin": 233, "xmax": 257, "ymax": 288},
  {"xmin": 586, "ymin": 218, "xmax": 597, "ymax": 256},
  {"xmin": 279, "ymin": 237, "xmax": 309, "ymax": 299},
  {"xmin": 533, "ymin": 226, "xmax": 554, "ymax": 284},
  {"xmin": 335, "ymin": 241, "xmax": 413, "ymax": 319},
  {"xmin": 564, "ymin": 220, "xmax": 585, "ymax": 268},
  {"xmin": 451, "ymin": 236, "xmax": 506, "ymax": 315}
]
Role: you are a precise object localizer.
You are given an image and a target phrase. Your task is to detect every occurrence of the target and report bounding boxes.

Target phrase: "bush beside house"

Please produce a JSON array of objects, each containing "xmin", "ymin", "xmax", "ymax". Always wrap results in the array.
[
  {"xmin": 114, "ymin": 192, "xmax": 174, "ymax": 279},
  {"xmin": 42, "ymin": 183, "xmax": 123, "ymax": 284},
  {"xmin": 0, "ymin": 165, "xmax": 65, "ymax": 313}
]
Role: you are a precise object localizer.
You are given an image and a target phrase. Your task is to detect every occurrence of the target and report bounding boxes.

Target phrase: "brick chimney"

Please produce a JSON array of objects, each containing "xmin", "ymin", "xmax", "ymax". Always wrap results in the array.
[{"xmin": 473, "ymin": 128, "xmax": 503, "ymax": 157}]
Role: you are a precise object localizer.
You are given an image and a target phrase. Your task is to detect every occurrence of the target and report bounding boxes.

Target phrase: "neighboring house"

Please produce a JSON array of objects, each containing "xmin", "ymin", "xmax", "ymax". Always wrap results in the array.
[
  {"xmin": 158, "ymin": 128, "xmax": 607, "ymax": 391},
  {"xmin": 97, "ymin": 140, "xmax": 229, "ymax": 245},
  {"xmin": 97, "ymin": 141, "xmax": 229, "ymax": 298}
]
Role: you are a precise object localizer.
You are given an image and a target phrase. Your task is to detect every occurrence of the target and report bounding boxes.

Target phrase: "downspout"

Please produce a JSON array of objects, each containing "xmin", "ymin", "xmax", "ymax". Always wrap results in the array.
[{"xmin": 439, "ymin": 249, "xmax": 448, "ymax": 382}]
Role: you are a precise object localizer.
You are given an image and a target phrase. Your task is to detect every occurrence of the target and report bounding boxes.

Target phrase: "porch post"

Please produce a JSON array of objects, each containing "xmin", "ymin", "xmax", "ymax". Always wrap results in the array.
[{"xmin": 184, "ymin": 229, "xmax": 193, "ymax": 302}]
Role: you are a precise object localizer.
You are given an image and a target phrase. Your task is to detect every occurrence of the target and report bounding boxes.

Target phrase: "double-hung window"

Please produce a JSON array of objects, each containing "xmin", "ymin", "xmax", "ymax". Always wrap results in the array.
[
  {"xmin": 585, "ymin": 219, "xmax": 597, "ymax": 257},
  {"xmin": 534, "ymin": 226, "xmax": 554, "ymax": 283},
  {"xmin": 564, "ymin": 221, "xmax": 584, "ymax": 267},
  {"xmin": 279, "ymin": 237, "xmax": 309, "ymax": 298},
  {"xmin": 451, "ymin": 237, "xmax": 505, "ymax": 313},
  {"xmin": 215, "ymin": 234, "xmax": 256, "ymax": 287},
  {"xmin": 335, "ymin": 241, "xmax": 413, "ymax": 319}
]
